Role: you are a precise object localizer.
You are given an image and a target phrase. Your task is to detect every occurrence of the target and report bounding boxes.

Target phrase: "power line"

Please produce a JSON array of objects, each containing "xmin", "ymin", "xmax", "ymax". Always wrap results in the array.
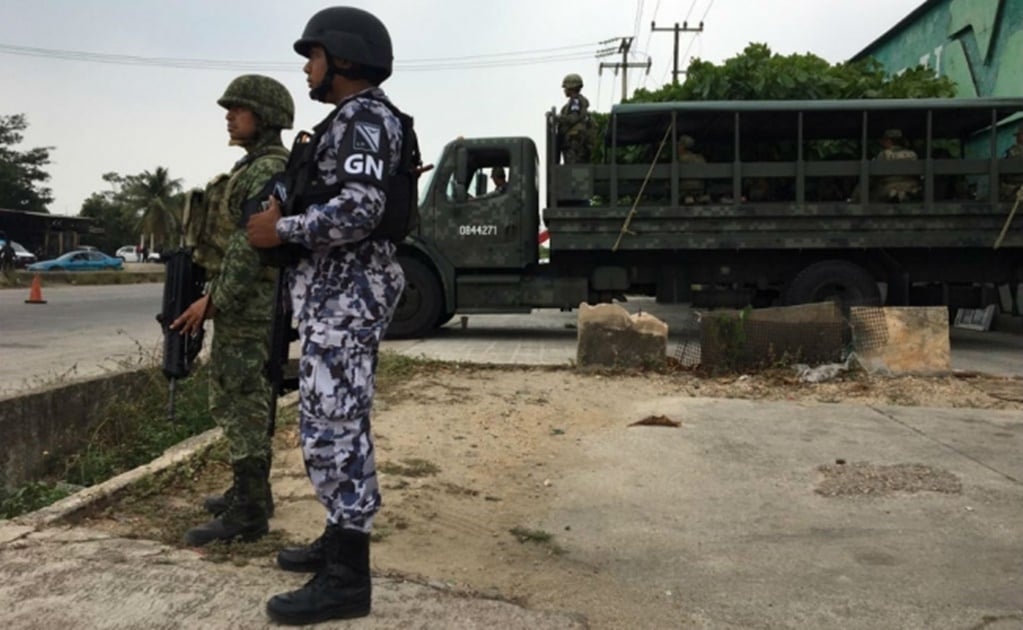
[
  {"xmin": 632, "ymin": 0, "xmax": 644, "ymax": 44},
  {"xmin": 671, "ymin": 0, "xmax": 714, "ymax": 83},
  {"xmin": 684, "ymin": 0, "xmax": 698, "ymax": 23},
  {"xmin": 640, "ymin": 0, "xmax": 663, "ymax": 88},
  {"xmin": 0, "ymin": 41, "xmax": 606, "ymax": 72},
  {"xmin": 700, "ymin": 0, "xmax": 716, "ymax": 23}
]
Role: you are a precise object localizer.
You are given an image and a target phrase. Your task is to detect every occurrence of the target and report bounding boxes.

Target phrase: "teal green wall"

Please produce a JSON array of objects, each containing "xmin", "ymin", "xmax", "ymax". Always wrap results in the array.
[{"xmin": 860, "ymin": 0, "xmax": 1022, "ymax": 98}]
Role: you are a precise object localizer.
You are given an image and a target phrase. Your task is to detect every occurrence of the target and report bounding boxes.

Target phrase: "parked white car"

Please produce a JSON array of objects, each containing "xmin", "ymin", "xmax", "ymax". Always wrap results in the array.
[
  {"xmin": 115, "ymin": 245, "xmax": 138, "ymax": 261},
  {"xmin": 0, "ymin": 239, "xmax": 37, "ymax": 268}
]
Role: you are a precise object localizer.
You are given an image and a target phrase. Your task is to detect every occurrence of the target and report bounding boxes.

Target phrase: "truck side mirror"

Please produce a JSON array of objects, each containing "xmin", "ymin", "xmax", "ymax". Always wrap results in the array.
[
  {"xmin": 474, "ymin": 172, "xmax": 487, "ymax": 197},
  {"xmin": 453, "ymin": 146, "xmax": 469, "ymax": 203}
]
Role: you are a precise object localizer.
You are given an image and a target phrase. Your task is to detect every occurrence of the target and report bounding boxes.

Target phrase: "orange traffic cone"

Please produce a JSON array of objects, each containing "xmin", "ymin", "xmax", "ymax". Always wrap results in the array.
[{"xmin": 25, "ymin": 274, "xmax": 47, "ymax": 304}]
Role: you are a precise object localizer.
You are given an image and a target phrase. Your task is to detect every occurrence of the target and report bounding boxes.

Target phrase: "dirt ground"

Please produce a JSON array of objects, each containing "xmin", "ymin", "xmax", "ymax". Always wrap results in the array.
[{"xmin": 75, "ymin": 363, "xmax": 1023, "ymax": 629}]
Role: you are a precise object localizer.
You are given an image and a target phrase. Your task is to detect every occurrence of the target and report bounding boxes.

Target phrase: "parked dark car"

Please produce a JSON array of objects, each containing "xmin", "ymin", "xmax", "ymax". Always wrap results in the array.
[{"xmin": 27, "ymin": 250, "xmax": 124, "ymax": 272}]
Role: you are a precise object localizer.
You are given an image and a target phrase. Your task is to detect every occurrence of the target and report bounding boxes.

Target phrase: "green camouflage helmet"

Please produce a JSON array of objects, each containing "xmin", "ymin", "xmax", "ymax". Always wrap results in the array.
[
  {"xmin": 562, "ymin": 73, "xmax": 584, "ymax": 90},
  {"xmin": 217, "ymin": 75, "xmax": 295, "ymax": 130}
]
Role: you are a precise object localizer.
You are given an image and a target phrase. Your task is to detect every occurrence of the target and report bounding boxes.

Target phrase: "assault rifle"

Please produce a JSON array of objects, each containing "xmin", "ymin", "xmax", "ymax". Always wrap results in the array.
[
  {"xmin": 266, "ymin": 267, "xmax": 299, "ymax": 437},
  {"xmin": 156, "ymin": 249, "xmax": 206, "ymax": 422},
  {"xmin": 262, "ymin": 180, "xmax": 299, "ymax": 436}
]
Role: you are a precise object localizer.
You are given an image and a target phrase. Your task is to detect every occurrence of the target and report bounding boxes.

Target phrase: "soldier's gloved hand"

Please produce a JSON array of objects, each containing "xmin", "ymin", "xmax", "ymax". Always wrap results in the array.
[{"xmin": 247, "ymin": 197, "xmax": 283, "ymax": 248}]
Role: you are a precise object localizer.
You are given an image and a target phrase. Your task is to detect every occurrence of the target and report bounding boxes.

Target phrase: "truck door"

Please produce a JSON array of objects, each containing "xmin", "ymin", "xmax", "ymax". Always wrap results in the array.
[{"xmin": 431, "ymin": 140, "xmax": 529, "ymax": 269}]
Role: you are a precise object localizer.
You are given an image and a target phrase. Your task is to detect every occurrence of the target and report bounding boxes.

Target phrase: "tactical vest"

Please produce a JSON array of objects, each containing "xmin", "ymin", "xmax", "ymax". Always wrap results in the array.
[
  {"xmin": 184, "ymin": 147, "xmax": 289, "ymax": 274},
  {"xmin": 258, "ymin": 97, "xmax": 422, "ymax": 268}
]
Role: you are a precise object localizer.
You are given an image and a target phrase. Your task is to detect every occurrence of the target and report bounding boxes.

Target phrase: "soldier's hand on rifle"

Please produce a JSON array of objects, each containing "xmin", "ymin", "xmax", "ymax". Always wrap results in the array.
[
  {"xmin": 246, "ymin": 196, "xmax": 283, "ymax": 248},
  {"xmin": 170, "ymin": 294, "xmax": 215, "ymax": 336}
]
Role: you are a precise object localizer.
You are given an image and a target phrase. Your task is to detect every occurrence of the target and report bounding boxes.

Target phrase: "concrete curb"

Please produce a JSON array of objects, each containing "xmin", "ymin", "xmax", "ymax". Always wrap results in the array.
[{"xmin": 9, "ymin": 428, "xmax": 224, "ymax": 532}]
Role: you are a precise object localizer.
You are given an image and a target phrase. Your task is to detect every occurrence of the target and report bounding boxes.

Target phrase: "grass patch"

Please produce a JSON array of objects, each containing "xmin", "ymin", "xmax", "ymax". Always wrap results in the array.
[
  {"xmin": 62, "ymin": 365, "xmax": 213, "ymax": 488},
  {"xmin": 0, "ymin": 364, "xmax": 213, "ymax": 519},
  {"xmin": 509, "ymin": 526, "xmax": 566, "ymax": 556},
  {"xmin": 509, "ymin": 527, "xmax": 552, "ymax": 544},
  {"xmin": 375, "ymin": 350, "xmax": 446, "ymax": 394},
  {"xmin": 0, "ymin": 481, "xmax": 74, "ymax": 519}
]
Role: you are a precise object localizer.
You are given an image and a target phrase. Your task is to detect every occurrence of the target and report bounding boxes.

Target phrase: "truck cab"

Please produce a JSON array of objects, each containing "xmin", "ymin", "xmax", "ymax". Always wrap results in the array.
[{"xmin": 388, "ymin": 136, "xmax": 560, "ymax": 337}]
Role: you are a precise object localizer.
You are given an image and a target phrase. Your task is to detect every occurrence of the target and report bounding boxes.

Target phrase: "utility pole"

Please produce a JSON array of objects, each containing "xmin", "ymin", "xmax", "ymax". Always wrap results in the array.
[
  {"xmin": 597, "ymin": 37, "xmax": 651, "ymax": 102},
  {"xmin": 651, "ymin": 21, "xmax": 704, "ymax": 84}
]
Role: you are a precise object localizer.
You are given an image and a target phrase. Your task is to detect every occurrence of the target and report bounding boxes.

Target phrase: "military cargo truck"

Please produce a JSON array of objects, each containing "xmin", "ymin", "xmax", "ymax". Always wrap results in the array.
[{"xmin": 388, "ymin": 97, "xmax": 1023, "ymax": 338}]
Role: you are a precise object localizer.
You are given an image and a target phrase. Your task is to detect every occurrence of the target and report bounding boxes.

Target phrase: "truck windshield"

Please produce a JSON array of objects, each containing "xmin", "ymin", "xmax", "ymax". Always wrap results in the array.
[{"xmin": 418, "ymin": 149, "xmax": 444, "ymax": 207}]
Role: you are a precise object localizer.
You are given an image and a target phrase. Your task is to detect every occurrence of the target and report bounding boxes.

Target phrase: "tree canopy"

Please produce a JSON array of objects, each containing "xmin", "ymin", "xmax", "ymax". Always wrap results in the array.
[
  {"xmin": 629, "ymin": 43, "xmax": 956, "ymax": 103},
  {"xmin": 79, "ymin": 168, "xmax": 183, "ymax": 254},
  {"xmin": 0, "ymin": 114, "xmax": 54, "ymax": 213},
  {"xmin": 587, "ymin": 43, "xmax": 957, "ymax": 164}
]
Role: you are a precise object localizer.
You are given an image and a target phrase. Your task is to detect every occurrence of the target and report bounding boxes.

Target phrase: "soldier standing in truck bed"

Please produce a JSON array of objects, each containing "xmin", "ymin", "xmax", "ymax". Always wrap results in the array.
[
  {"xmin": 872, "ymin": 128, "xmax": 921, "ymax": 203},
  {"xmin": 556, "ymin": 73, "xmax": 593, "ymax": 164},
  {"xmin": 677, "ymin": 134, "xmax": 708, "ymax": 204}
]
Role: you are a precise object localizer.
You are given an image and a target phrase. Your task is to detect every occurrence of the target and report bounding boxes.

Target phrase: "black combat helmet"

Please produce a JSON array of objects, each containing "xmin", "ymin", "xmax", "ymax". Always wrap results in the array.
[{"xmin": 294, "ymin": 6, "xmax": 393, "ymax": 82}]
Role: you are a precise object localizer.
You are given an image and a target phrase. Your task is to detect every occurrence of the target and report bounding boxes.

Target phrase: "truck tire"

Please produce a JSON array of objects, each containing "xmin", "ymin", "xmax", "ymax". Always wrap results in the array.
[
  {"xmin": 387, "ymin": 257, "xmax": 443, "ymax": 339},
  {"xmin": 784, "ymin": 260, "xmax": 881, "ymax": 311}
]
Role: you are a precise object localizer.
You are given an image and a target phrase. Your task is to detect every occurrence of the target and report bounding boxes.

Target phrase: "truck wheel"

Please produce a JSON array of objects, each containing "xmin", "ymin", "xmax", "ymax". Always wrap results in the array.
[
  {"xmin": 388, "ymin": 257, "xmax": 443, "ymax": 339},
  {"xmin": 784, "ymin": 260, "xmax": 881, "ymax": 311}
]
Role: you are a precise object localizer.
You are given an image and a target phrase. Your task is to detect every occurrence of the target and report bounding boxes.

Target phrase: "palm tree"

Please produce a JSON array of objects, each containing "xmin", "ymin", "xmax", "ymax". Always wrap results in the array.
[{"xmin": 128, "ymin": 167, "xmax": 183, "ymax": 251}]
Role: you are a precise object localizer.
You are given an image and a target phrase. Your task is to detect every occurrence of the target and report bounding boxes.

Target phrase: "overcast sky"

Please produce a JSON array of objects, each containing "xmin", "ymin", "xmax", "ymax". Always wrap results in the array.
[{"xmin": 0, "ymin": 0, "xmax": 925, "ymax": 217}]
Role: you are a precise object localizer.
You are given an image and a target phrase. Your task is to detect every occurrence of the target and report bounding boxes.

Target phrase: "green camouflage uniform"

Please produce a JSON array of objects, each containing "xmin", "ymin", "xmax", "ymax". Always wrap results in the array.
[
  {"xmin": 196, "ymin": 130, "xmax": 287, "ymax": 463},
  {"xmin": 679, "ymin": 152, "xmax": 708, "ymax": 203},
  {"xmin": 872, "ymin": 146, "xmax": 921, "ymax": 202}
]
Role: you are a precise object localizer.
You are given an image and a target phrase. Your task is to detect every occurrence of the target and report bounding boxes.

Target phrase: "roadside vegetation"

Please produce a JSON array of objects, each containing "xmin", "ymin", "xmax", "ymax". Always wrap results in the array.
[
  {"xmin": 0, "ymin": 268, "xmax": 165, "ymax": 289},
  {"xmin": 0, "ymin": 364, "xmax": 212, "ymax": 519}
]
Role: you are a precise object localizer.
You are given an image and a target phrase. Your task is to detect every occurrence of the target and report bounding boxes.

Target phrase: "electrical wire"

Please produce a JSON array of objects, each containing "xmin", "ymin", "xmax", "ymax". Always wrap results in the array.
[
  {"xmin": 684, "ymin": 0, "xmax": 698, "ymax": 24},
  {"xmin": 0, "ymin": 41, "xmax": 604, "ymax": 72}
]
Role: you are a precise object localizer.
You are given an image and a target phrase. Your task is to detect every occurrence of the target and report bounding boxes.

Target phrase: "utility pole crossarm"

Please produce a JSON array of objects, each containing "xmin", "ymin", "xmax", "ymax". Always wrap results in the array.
[
  {"xmin": 595, "ymin": 36, "xmax": 650, "ymax": 102},
  {"xmin": 651, "ymin": 20, "xmax": 704, "ymax": 85}
]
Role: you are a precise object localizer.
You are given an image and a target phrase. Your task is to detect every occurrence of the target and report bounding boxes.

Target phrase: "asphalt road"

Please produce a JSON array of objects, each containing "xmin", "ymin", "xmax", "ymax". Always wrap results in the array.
[
  {"xmin": 2, "ymin": 283, "xmax": 1021, "ymax": 397},
  {"xmin": 0, "ymin": 283, "xmax": 165, "ymax": 396}
]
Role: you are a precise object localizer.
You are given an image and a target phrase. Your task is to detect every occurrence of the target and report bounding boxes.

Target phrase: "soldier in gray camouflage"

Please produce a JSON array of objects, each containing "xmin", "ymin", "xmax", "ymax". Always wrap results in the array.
[
  {"xmin": 171, "ymin": 74, "xmax": 293, "ymax": 547},
  {"xmin": 556, "ymin": 73, "xmax": 593, "ymax": 164},
  {"xmin": 1000, "ymin": 124, "xmax": 1023, "ymax": 201},
  {"xmin": 872, "ymin": 128, "xmax": 921, "ymax": 202},
  {"xmin": 245, "ymin": 6, "xmax": 404, "ymax": 625}
]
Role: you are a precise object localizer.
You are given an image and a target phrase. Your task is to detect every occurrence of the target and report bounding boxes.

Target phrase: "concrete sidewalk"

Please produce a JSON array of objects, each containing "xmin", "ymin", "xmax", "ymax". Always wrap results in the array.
[
  {"xmin": 2, "ymin": 393, "xmax": 1022, "ymax": 628},
  {"xmin": 0, "ymin": 417, "xmax": 584, "ymax": 630}
]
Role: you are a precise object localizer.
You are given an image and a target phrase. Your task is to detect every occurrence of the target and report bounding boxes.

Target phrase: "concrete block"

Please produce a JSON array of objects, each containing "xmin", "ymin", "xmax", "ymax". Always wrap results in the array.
[
  {"xmin": 700, "ymin": 302, "xmax": 845, "ymax": 371},
  {"xmin": 576, "ymin": 303, "xmax": 668, "ymax": 369},
  {"xmin": 850, "ymin": 306, "xmax": 950, "ymax": 375}
]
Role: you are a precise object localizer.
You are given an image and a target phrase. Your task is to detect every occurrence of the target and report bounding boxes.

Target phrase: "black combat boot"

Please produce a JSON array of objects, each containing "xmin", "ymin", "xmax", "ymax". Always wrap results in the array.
[
  {"xmin": 185, "ymin": 457, "xmax": 270, "ymax": 546},
  {"xmin": 276, "ymin": 525, "xmax": 331, "ymax": 573},
  {"xmin": 203, "ymin": 454, "xmax": 275, "ymax": 517},
  {"xmin": 265, "ymin": 527, "xmax": 371, "ymax": 625}
]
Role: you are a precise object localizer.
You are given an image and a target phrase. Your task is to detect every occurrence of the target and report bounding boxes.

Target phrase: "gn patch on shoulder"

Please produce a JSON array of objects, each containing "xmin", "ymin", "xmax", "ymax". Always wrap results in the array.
[{"xmin": 337, "ymin": 108, "xmax": 390, "ymax": 188}]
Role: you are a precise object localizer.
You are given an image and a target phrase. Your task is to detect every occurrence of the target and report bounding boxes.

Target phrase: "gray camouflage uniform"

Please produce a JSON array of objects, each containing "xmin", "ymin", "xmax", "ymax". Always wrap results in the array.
[
  {"xmin": 275, "ymin": 87, "xmax": 405, "ymax": 533},
  {"xmin": 558, "ymin": 94, "xmax": 592, "ymax": 164}
]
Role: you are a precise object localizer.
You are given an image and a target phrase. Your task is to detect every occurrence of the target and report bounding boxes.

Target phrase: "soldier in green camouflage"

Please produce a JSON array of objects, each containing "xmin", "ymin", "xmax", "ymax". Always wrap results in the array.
[
  {"xmin": 171, "ymin": 74, "xmax": 293, "ymax": 546},
  {"xmin": 677, "ymin": 134, "xmax": 708, "ymax": 204},
  {"xmin": 872, "ymin": 128, "xmax": 921, "ymax": 203},
  {"xmin": 1000, "ymin": 124, "xmax": 1023, "ymax": 201},
  {"xmin": 556, "ymin": 73, "xmax": 593, "ymax": 164}
]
